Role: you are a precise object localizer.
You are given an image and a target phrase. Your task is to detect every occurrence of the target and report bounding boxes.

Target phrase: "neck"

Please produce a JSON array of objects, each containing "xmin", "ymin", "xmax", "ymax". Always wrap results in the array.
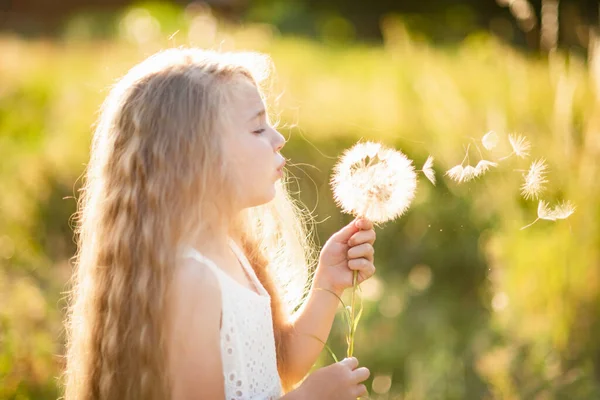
[{"xmin": 189, "ymin": 212, "xmax": 242, "ymax": 258}]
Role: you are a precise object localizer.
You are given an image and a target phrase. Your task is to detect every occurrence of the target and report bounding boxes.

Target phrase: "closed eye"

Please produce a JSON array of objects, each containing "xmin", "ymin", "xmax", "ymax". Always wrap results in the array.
[{"xmin": 252, "ymin": 128, "xmax": 266, "ymax": 135}]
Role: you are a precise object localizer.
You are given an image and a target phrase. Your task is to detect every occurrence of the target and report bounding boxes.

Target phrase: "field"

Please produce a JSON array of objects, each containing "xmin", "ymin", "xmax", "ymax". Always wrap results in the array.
[{"xmin": 1, "ymin": 4, "xmax": 599, "ymax": 399}]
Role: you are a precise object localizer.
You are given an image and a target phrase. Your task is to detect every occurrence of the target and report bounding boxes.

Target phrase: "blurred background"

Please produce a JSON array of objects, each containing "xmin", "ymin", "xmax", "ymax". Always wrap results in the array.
[{"xmin": 1, "ymin": 0, "xmax": 600, "ymax": 399}]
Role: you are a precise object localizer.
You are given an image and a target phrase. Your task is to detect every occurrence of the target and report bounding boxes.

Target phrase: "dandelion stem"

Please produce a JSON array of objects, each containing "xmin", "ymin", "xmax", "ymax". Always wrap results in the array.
[
  {"xmin": 520, "ymin": 217, "xmax": 539, "ymax": 230},
  {"xmin": 469, "ymin": 137, "xmax": 485, "ymax": 160},
  {"xmin": 461, "ymin": 144, "xmax": 471, "ymax": 165},
  {"xmin": 348, "ymin": 270, "xmax": 358, "ymax": 358},
  {"xmin": 348, "ymin": 208, "xmax": 368, "ymax": 358}
]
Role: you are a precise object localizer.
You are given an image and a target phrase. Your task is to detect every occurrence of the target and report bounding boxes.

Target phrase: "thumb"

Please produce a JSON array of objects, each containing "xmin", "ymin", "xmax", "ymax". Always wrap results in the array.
[{"xmin": 330, "ymin": 218, "xmax": 360, "ymax": 244}]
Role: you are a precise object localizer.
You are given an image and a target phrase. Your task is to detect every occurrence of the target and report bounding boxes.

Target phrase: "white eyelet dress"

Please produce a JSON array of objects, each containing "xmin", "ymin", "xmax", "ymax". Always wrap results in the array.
[{"xmin": 182, "ymin": 238, "xmax": 283, "ymax": 400}]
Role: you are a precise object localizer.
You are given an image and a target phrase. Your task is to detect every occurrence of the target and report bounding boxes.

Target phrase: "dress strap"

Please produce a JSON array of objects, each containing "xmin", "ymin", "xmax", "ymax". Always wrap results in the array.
[
  {"xmin": 226, "ymin": 238, "xmax": 269, "ymax": 297},
  {"xmin": 181, "ymin": 242, "xmax": 269, "ymax": 299},
  {"xmin": 181, "ymin": 246, "xmax": 227, "ymax": 278}
]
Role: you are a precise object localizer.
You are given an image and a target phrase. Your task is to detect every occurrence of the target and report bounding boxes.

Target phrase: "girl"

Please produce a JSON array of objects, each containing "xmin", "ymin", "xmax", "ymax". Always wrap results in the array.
[{"xmin": 64, "ymin": 48, "xmax": 377, "ymax": 400}]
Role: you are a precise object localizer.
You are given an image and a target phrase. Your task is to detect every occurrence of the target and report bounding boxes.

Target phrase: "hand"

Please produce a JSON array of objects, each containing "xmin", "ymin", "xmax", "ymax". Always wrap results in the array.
[
  {"xmin": 314, "ymin": 218, "xmax": 376, "ymax": 297},
  {"xmin": 295, "ymin": 357, "xmax": 370, "ymax": 400}
]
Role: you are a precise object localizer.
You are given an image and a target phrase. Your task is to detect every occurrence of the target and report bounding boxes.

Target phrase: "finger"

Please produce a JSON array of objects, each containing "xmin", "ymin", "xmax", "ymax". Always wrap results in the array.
[
  {"xmin": 348, "ymin": 259, "xmax": 376, "ymax": 283},
  {"xmin": 352, "ymin": 384, "xmax": 368, "ymax": 397},
  {"xmin": 356, "ymin": 218, "xmax": 373, "ymax": 231},
  {"xmin": 348, "ymin": 229, "xmax": 376, "ymax": 247},
  {"xmin": 347, "ymin": 243, "xmax": 374, "ymax": 262},
  {"xmin": 330, "ymin": 219, "xmax": 360, "ymax": 244},
  {"xmin": 351, "ymin": 367, "xmax": 370, "ymax": 383},
  {"xmin": 348, "ymin": 258, "xmax": 375, "ymax": 274},
  {"xmin": 340, "ymin": 357, "xmax": 359, "ymax": 370}
]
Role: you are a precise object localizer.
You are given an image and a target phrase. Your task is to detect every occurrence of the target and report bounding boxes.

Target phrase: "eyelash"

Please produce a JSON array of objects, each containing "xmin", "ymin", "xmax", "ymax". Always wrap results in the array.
[{"xmin": 252, "ymin": 128, "xmax": 266, "ymax": 135}]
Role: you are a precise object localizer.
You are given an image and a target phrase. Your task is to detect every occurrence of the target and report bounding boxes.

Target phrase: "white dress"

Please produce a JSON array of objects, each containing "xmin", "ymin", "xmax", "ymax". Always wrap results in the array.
[{"xmin": 182, "ymin": 238, "xmax": 283, "ymax": 400}]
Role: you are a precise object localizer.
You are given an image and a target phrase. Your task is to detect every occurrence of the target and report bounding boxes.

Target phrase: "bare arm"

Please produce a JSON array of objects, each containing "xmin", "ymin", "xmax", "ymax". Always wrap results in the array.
[
  {"xmin": 281, "ymin": 270, "xmax": 342, "ymax": 386},
  {"xmin": 166, "ymin": 259, "xmax": 225, "ymax": 400},
  {"xmin": 281, "ymin": 218, "xmax": 377, "ymax": 387}
]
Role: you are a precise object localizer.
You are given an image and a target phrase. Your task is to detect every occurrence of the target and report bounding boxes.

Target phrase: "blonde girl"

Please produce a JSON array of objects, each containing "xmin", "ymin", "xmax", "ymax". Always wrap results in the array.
[{"xmin": 63, "ymin": 48, "xmax": 377, "ymax": 400}]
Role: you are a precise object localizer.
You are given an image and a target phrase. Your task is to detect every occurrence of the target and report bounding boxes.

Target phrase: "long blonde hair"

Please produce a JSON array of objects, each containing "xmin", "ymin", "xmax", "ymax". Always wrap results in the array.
[{"xmin": 63, "ymin": 48, "xmax": 316, "ymax": 399}]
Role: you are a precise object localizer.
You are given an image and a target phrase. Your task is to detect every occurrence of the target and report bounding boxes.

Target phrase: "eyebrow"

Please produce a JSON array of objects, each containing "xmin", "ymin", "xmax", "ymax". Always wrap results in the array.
[{"xmin": 248, "ymin": 109, "xmax": 266, "ymax": 122}]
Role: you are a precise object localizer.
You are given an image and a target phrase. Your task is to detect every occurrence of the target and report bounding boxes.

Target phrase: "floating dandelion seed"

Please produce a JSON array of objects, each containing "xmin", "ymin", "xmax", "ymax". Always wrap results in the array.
[
  {"xmin": 521, "ymin": 200, "xmax": 576, "ymax": 230},
  {"xmin": 421, "ymin": 155, "xmax": 436, "ymax": 186},
  {"xmin": 446, "ymin": 165, "xmax": 464, "ymax": 182},
  {"xmin": 521, "ymin": 159, "xmax": 548, "ymax": 200},
  {"xmin": 462, "ymin": 165, "xmax": 477, "ymax": 182},
  {"xmin": 482, "ymin": 131, "xmax": 499, "ymax": 150},
  {"xmin": 446, "ymin": 144, "xmax": 497, "ymax": 183},
  {"xmin": 537, "ymin": 200, "xmax": 555, "ymax": 220},
  {"xmin": 474, "ymin": 160, "xmax": 498, "ymax": 176},
  {"xmin": 446, "ymin": 160, "xmax": 497, "ymax": 183},
  {"xmin": 331, "ymin": 141, "xmax": 417, "ymax": 224},
  {"xmin": 552, "ymin": 200, "xmax": 576, "ymax": 220},
  {"xmin": 507, "ymin": 134, "xmax": 531, "ymax": 159}
]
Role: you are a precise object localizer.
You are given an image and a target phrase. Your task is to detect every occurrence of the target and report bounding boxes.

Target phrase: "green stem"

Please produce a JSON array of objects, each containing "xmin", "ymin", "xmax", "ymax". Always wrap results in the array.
[
  {"xmin": 347, "ymin": 210, "xmax": 368, "ymax": 359},
  {"xmin": 348, "ymin": 269, "xmax": 358, "ymax": 358}
]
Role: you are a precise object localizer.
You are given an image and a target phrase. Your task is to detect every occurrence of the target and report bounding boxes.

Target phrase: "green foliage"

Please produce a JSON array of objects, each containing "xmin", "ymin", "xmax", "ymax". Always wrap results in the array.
[{"xmin": 1, "ymin": 5, "xmax": 600, "ymax": 399}]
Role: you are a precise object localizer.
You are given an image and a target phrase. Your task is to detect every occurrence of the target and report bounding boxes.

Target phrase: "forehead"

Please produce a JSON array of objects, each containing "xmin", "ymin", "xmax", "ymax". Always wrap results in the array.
[{"xmin": 224, "ymin": 77, "xmax": 265, "ymax": 122}]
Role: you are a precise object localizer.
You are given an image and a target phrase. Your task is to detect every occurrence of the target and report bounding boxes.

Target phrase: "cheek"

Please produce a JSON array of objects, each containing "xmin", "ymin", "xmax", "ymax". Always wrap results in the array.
[{"xmin": 228, "ymin": 137, "xmax": 272, "ymax": 191}]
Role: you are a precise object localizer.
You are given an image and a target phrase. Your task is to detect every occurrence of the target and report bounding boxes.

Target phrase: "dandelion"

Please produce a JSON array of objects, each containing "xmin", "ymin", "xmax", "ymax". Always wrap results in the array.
[
  {"xmin": 521, "ymin": 200, "xmax": 576, "ymax": 230},
  {"xmin": 521, "ymin": 159, "xmax": 548, "ymax": 200},
  {"xmin": 502, "ymin": 134, "xmax": 531, "ymax": 160},
  {"xmin": 331, "ymin": 141, "xmax": 417, "ymax": 224},
  {"xmin": 482, "ymin": 131, "xmax": 499, "ymax": 150},
  {"xmin": 331, "ymin": 141, "xmax": 417, "ymax": 358},
  {"xmin": 421, "ymin": 155, "xmax": 436, "ymax": 185}
]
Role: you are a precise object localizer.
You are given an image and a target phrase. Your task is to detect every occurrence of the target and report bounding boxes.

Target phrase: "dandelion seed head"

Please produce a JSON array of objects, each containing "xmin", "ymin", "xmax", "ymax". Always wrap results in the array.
[
  {"xmin": 482, "ymin": 131, "xmax": 499, "ymax": 150},
  {"xmin": 508, "ymin": 134, "xmax": 531, "ymax": 158},
  {"xmin": 521, "ymin": 159, "xmax": 548, "ymax": 200},
  {"xmin": 422, "ymin": 155, "xmax": 436, "ymax": 185},
  {"xmin": 331, "ymin": 141, "xmax": 417, "ymax": 223}
]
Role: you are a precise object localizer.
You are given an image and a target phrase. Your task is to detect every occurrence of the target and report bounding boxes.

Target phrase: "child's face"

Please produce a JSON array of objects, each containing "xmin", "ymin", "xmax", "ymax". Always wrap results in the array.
[{"xmin": 224, "ymin": 78, "xmax": 286, "ymax": 209}]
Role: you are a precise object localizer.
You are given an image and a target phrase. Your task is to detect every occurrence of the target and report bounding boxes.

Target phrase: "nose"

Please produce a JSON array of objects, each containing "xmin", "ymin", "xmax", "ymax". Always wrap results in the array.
[{"xmin": 273, "ymin": 129, "xmax": 286, "ymax": 152}]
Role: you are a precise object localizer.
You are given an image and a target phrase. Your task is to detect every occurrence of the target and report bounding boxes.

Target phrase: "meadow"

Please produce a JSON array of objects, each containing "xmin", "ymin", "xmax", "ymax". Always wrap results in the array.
[{"xmin": 1, "ymin": 4, "xmax": 599, "ymax": 399}]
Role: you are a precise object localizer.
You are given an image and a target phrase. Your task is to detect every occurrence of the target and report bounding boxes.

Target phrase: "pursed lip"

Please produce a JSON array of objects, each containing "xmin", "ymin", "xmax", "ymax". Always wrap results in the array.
[{"xmin": 276, "ymin": 159, "xmax": 286, "ymax": 171}]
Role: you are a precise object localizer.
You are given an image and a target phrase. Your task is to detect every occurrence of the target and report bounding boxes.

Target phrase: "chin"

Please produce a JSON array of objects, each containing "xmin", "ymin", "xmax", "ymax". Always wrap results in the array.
[{"xmin": 245, "ymin": 186, "xmax": 277, "ymax": 208}]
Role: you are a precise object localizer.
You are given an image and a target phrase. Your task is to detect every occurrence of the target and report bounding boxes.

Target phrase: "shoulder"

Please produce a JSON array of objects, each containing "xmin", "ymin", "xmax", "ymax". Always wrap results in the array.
[
  {"xmin": 171, "ymin": 256, "xmax": 222, "ymax": 303},
  {"xmin": 167, "ymin": 256, "xmax": 222, "ymax": 332},
  {"xmin": 166, "ymin": 256, "xmax": 225, "ymax": 399}
]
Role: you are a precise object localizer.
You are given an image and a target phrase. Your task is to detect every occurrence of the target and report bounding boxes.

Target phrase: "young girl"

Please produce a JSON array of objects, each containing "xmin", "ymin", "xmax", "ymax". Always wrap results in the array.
[{"xmin": 63, "ymin": 48, "xmax": 377, "ymax": 400}]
